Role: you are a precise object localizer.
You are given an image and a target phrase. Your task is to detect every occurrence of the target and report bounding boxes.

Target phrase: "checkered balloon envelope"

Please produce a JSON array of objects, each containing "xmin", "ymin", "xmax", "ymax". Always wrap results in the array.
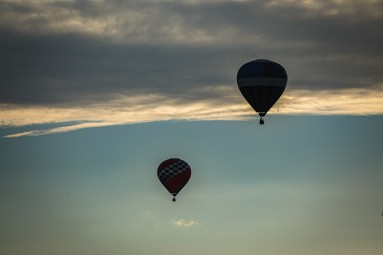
[{"xmin": 157, "ymin": 158, "xmax": 191, "ymax": 202}]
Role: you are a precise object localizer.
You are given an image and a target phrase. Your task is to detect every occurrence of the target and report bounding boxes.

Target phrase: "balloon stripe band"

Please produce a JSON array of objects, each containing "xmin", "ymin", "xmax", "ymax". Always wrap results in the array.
[{"xmin": 237, "ymin": 77, "xmax": 287, "ymax": 88}]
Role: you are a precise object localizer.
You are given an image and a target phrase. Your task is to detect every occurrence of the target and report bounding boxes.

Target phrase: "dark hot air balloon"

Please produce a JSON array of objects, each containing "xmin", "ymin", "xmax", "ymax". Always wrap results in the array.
[
  {"xmin": 237, "ymin": 59, "xmax": 288, "ymax": 125},
  {"xmin": 157, "ymin": 158, "xmax": 191, "ymax": 202}
]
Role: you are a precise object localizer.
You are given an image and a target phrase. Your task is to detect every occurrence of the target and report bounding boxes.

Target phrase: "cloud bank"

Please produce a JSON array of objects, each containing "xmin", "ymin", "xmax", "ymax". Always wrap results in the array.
[
  {"xmin": 3, "ymin": 86, "xmax": 383, "ymax": 137},
  {"xmin": 1, "ymin": 0, "xmax": 382, "ymax": 136}
]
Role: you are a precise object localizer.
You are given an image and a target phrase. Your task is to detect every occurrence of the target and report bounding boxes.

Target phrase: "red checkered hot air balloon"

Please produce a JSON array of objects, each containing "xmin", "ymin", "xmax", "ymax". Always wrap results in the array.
[{"xmin": 157, "ymin": 158, "xmax": 191, "ymax": 202}]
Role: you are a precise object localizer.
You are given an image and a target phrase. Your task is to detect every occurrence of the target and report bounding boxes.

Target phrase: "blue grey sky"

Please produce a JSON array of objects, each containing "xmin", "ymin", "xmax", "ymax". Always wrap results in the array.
[
  {"xmin": 1, "ymin": 117, "xmax": 383, "ymax": 255},
  {"xmin": 1, "ymin": 0, "xmax": 383, "ymax": 254}
]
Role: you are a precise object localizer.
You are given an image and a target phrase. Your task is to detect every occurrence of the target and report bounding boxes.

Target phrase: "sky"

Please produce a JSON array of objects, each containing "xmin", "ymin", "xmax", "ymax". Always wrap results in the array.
[{"xmin": 0, "ymin": 0, "xmax": 383, "ymax": 254}]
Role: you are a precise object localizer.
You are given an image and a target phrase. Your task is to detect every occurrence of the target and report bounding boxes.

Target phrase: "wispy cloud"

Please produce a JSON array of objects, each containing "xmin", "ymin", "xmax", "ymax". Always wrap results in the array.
[
  {"xmin": 171, "ymin": 218, "xmax": 200, "ymax": 228},
  {"xmin": 140, "ymin": 211, "xmax": 161, "ymax": 229},
  {"xmin": 277, "ymin": 86, "xmax": 383, "ymax": 115},
  {"xmin": 2, "ymin": 86, "xmax": 383, "ymax": 137},
  {"xmin": 267, "ymin": 0, "xmax": 383, "ymax": 18},
  {"xmin": 3, "ymin": 122, "xmax": 118, "ymax": 138}
]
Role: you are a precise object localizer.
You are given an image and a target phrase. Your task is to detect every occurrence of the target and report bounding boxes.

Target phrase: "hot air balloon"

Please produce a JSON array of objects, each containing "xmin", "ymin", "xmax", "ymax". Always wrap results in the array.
[
  {"xmin": 237, "ymin": 59, "xmax": 288, "ymax": 125},
  {"xmin": 157, "ymin": 158, "xmax": 191, "ymax": 202}
]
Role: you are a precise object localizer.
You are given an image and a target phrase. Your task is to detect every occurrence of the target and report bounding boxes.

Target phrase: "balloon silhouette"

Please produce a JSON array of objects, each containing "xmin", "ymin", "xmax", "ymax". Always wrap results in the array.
[
  {"xmin": 237, "ymin": 59, "xmax": 288, "ymax": 125},
  {"xmin": 157, "ymin": 158, "xmax": 191, "ymax": 202}
]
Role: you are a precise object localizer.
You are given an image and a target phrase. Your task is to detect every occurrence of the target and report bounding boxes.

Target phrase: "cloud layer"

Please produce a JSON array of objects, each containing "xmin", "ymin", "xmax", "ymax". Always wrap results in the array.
[
  {"xmin": 3, "ymin": 86, "xmax": 383, "ymax": 137},
  {"xmin": 1, "ymin": 0, "xmax": 383, "ymax": 135}
]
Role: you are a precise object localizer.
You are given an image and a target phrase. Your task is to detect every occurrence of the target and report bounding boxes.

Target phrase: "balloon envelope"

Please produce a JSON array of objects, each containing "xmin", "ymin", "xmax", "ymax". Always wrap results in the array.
[
  {"xmin": 237, "ymin": 59, "xmax": 287, "ymax": 121},
  {"xmin": 157, "ymin": 158, "xmax": 191, "ymax": 201}
]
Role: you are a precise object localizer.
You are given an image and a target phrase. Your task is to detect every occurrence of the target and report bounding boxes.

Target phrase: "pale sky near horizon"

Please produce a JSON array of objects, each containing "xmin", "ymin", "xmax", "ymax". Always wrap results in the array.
[
  {"xmin": 1, "ymin": 0, "xmax": 383, "ymax": 254},
  {"xmin": 1, "ymin": 117, "xmax": 383, "ymax": 255}
]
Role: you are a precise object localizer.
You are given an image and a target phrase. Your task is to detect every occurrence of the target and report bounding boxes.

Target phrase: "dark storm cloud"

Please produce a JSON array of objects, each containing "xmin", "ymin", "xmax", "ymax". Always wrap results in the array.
[
  {"xmin": 0, "ymin": 31, "xmax": 236, "ymax": 106},
  {"xmin": 0, "ymin": 0, "xmax": 382, "ymax": 107}
]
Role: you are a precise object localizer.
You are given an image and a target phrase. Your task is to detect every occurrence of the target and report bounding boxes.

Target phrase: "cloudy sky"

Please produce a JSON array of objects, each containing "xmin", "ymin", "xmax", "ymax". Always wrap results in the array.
[
  {"xmin": 0, "ymin": 1, "xmax": 383, "ymax": 255},
  {"xmin": 1, "ymin": 0, "xmax": 383, "ymax": 136}
]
